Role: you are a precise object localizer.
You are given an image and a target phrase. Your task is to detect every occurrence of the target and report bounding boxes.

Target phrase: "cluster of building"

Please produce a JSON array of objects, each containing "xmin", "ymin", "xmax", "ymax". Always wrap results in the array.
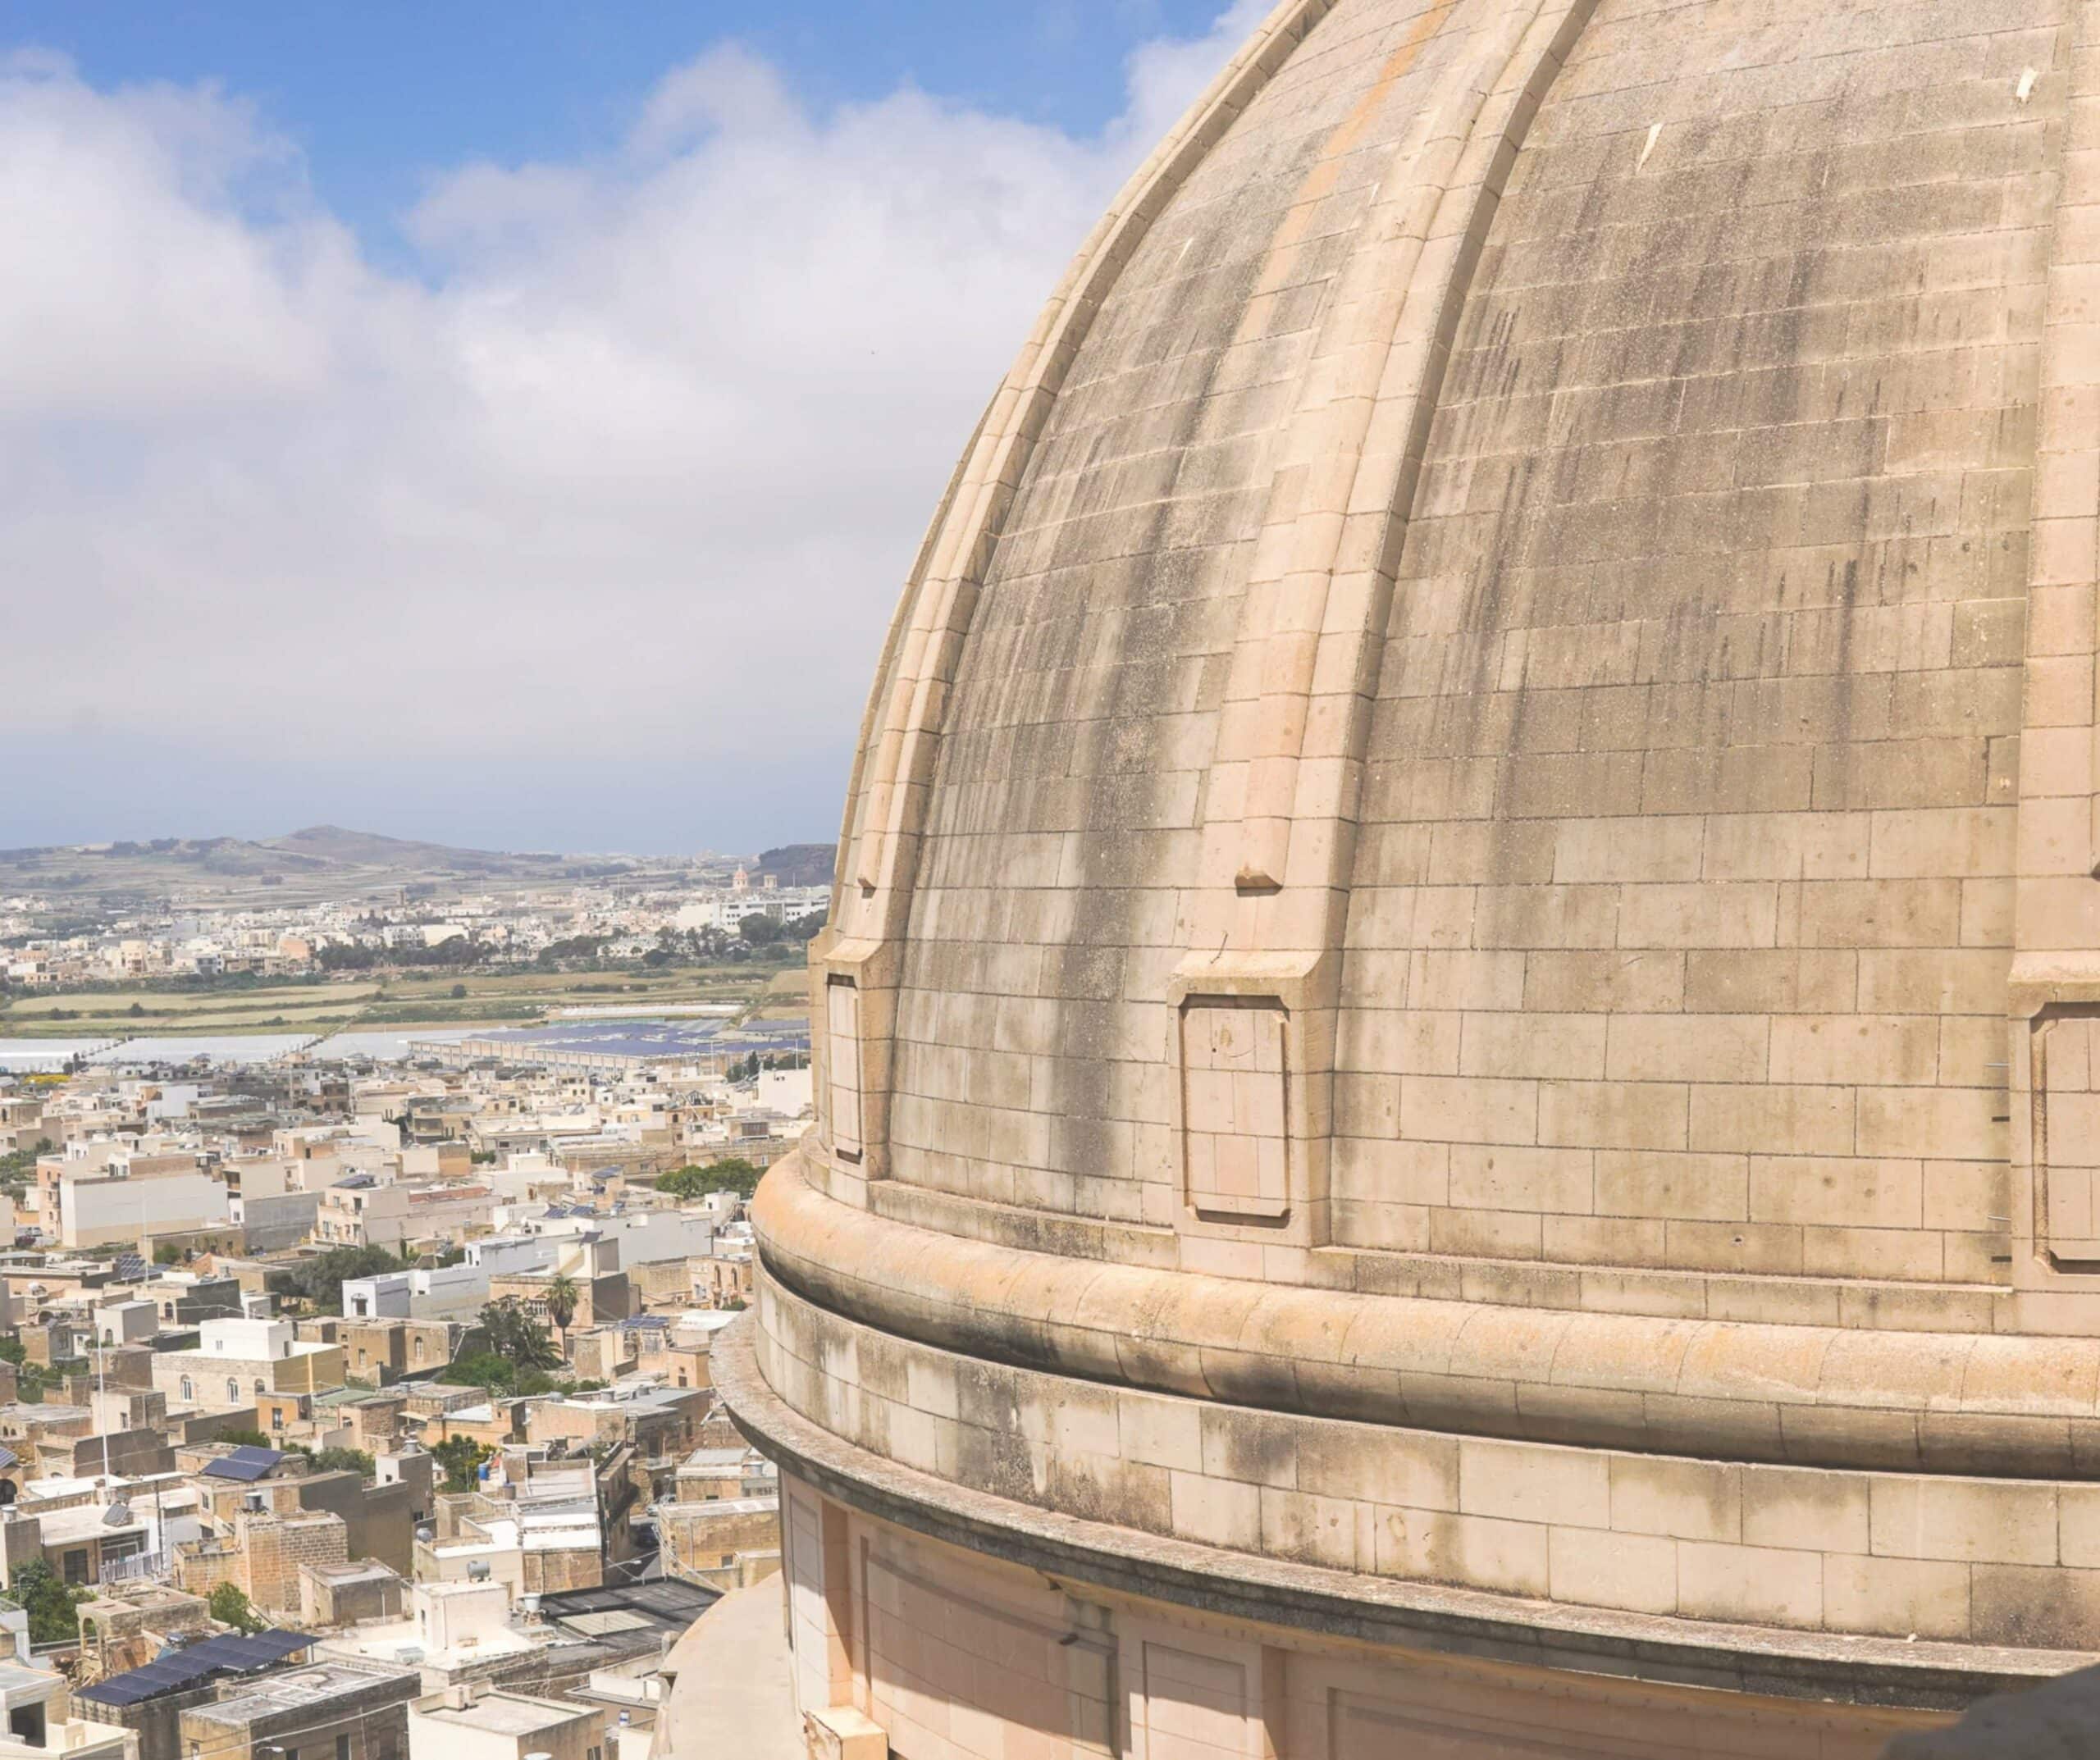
[
  {"xmin": 0, "ymin": 865, "xmax": 828, "ymax": 988},
  {"xmin": 0, "ymin": 1046, "xmax": 792, "ymax": 1760},
  {"xmin": 3, "ymin": 1053, "xmax": 813, "ymax": 1234}
]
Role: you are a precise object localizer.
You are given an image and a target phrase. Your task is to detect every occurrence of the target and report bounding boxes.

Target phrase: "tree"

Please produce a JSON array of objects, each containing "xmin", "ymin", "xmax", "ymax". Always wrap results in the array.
[
  {"xmin": 0, "ymin": 1141, "xmax": 50, "ymax": 1194},
  {"xmin": 477, "ymin": 1299, "xmax": 559, "ymax": 1371},
  {"xmin": 208, "ymin": 1583, "xmax": 267, "ymax": 1635},
  {"xmin": 13, "ymin": 1361, "xmax": 58, "ymax": 1404},
  {"xmin": 738, "ymin": 914, "xmax": 782, "ymax": 947},
  {"xmin": 436, "ymin": 1352, "xmax": 561, "ymax": 1398},
  {"xmin": 153, "ymin": 1242, "xmax": 182, "ymax": 1265},
  {"xmin": 4, "ymin": 1561, "xmax": 84, "ymax": 1645},
  {"xmin": 308, "ymin": 1447, "xmax": 376, "ymax": 1479},
  {"xmin": 287, "ymin": 1246, "xmax": 409, "ymax": 1312},
  {"xmin": 431, "ymin": 1434, "xmax": 491, "ymax": 1493},
  {"xmin": 215, "ymin": 1427, "xmax": 273, "ymax": 1448},
  {"xmin": 655, "ymin": 1159, "xmax": 761, "ymax": 1202},
  {"xmin": 542, "ymin": 1274, "xmax": 579, "ymax": 1356},
  {"xmin": 436, "ymin": 1351, "xmax": 517, "ymax": 1394}
]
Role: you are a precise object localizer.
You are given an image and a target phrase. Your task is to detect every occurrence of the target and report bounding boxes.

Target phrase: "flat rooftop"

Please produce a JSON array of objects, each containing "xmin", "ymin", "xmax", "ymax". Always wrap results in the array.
[
  {"xmin": 34, "ymin": 1504, "xmax": 148, "ymax": 1544},
  {"xmin": 418, "ymin": 1693, "xmax": 590, "ymax": 1737},
  {"xmin": 306, "ymin": 1560, "xmax": 398, "ymax": 1585},
  {"xmin": 186, "ymin": 1663, "xmax": 413, "ymax": 1726}
]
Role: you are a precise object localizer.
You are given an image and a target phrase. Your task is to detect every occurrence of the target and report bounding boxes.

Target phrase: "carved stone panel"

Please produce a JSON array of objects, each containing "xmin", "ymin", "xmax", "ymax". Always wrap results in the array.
[
  {"xmin": 1180, "ymin": 1000, "xmax": 1290, "ymax": 1221},
  {"xmin": 827, "ymin": 978, "xmax": 864, "ymax": 1162},
  {"xmin": 2034, "ymin": 1009, "xmax": 2100, "ymax": 1265}
]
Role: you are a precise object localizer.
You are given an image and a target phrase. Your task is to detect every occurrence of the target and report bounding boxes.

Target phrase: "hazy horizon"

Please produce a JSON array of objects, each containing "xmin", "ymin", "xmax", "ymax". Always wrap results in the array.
[{"xmin": 0, "ymin": 2, "xmax": 1262, "ymax": 853}]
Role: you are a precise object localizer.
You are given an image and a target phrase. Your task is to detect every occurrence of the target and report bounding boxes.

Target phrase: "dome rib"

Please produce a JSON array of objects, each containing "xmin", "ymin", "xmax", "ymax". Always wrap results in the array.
[
  {"xmin": 814, "ymin": 0, "xmax": 1347, "ymax": 1190},
  {"xmin": 1171, "ymin": 0, "xmax": 1600, "ymax": 1251}
]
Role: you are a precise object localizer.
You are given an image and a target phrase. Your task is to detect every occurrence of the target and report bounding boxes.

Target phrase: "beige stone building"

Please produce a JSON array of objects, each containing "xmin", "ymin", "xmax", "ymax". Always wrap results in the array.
[
  {"xmin": 178, "ymin": 1662, "xmax": 415, "ymax": 1760},
  {"xmin": 719, "ymin": 0, "xmax": 2100, "ymax": 1753},
  {"xmin": 176, "ymin": 1511, "xmax": 349, "ymax": 1616}
]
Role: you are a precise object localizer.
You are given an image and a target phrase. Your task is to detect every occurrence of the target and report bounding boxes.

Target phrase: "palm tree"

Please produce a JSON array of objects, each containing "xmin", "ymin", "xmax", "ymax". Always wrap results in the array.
[{"xmin": 544, "ymin": 1273, "xmax": 580, "ymax": 1360}]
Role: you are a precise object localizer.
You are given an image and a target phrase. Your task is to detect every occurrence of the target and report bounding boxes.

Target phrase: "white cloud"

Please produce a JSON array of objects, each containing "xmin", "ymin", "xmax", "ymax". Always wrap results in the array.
[{"xmin": 0, "ymin": 10, "xmax": 1258, "ymax": 846}]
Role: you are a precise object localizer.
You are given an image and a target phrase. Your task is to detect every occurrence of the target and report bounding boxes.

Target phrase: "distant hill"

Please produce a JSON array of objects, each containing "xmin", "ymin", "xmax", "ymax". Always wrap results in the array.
[
  {"xmin": 755, "ymin": 844, "xmax": 836, "ymax": 888},
  {"xmin": 263, "ymin": 825, "xmax": 551, "ymax": 876},
  {"xmin": 0, "ymin": 825, "xmax": 838, "ymax": 910},
  {"xmin": 0, "ymin": 824, "xmax": 642, "ymax": 907}
]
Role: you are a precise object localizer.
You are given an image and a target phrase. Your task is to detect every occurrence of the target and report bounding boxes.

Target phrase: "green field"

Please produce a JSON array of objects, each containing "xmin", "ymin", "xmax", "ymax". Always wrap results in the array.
[{"xmin": 0, "ymin": 964, "xmax": 791, "ymax": 1041}]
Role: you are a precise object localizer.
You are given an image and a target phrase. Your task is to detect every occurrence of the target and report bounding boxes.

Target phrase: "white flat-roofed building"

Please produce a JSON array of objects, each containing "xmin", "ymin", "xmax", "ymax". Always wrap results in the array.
[
  {"xmin": 408, "ymin": 1688, "xmax": 604, "ymax": 1760},
  {"xmin": 0, "ymin": 1660, "xmax": 135, "ymax": 1760}
]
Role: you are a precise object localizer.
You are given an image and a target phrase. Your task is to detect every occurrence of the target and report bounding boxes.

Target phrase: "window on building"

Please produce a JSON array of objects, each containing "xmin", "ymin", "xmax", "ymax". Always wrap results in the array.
[
  {"xmin": 61, "ymin": 1550, "xmax": 87, "ymax": 1585},
  {"xmin": 271, "ymin": 1407, "xmax": 284, "ymax": 1431},
  {"xmin": 180, "ymin": 1377, "xmax": 193, "ymax": 1402},
  {"xmin": 336, "ymin": 1734, "xmax": 349, "ymax": 1760},
  {"xmin": 412, "ymin": 1338, "xmax": 424, "ymax": 1362}
]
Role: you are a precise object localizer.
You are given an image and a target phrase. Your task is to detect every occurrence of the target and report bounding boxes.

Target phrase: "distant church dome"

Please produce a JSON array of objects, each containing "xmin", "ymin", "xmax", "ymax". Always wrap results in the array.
[{"xmin": 724, "ymin": 0, "xmax": 2100, "ymax": 1750}]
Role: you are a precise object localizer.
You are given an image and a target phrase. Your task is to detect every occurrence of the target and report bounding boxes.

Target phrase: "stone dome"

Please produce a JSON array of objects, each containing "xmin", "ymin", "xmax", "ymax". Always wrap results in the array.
[{"xmin": 724, "ymin": 0, "xmax": 2100, "ymax": 1751}]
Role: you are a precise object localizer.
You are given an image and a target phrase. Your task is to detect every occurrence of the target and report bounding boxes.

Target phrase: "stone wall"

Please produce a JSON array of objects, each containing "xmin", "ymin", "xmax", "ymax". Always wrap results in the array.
[
  {"xmin": 660, "ymin": 1501, "xmax": 780, "ymax": 1589},
  {"xmin": 242, "ymin": 1512, "xmax": 349, "ymax": 1615},
  {"xmin": 522, "ymin": 1545, "xmax": 602, "ymax": 1597},
  {"xmin": 299, "ymin": 1564, "xmax": 404, "ymax": 1629}
]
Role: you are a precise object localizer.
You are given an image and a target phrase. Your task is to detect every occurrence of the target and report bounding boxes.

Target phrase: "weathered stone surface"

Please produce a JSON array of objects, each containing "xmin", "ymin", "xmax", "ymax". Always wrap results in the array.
[{"xmin": 741, "ymin": 0, "xmax": 2100, "ymax": 1749}]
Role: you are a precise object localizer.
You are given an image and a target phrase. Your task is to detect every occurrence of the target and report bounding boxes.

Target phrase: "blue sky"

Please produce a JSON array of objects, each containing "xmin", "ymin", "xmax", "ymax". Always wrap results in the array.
[
  {"xmin": 0, "ymin": 2, "xmax": 1250, "ymax": 855},
  {"xmin": 3, "ymin": 2, "xmax": 1221, "ymax": 265}
]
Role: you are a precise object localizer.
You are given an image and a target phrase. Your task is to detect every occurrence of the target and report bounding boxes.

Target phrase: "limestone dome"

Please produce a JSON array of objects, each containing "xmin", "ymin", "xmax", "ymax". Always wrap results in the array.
[{"xmin": 724, "ymin": 0, "xmax": 2100, "ymax": 1751}]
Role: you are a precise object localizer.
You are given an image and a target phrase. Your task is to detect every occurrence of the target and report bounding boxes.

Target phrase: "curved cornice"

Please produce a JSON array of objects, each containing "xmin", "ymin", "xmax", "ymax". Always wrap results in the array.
[{"xmin": 755, "ymin": 1152, "xmax": 2100, "ymax": 1477}]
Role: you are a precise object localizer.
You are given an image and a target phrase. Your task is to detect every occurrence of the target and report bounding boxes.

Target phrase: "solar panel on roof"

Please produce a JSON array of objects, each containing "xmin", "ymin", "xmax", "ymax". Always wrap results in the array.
[
  {"xmin": 214, "ymin": 1631, "xmax": 313, "ymax": 1667},
  {"xmin": 202, "ymin": 1445, "xmax": 284, "ymax": 1482},
  {"xmin": 80, "ymin": 1630, "xmax": 314, "ymax": 1706},
  {"xmin": 112, "ymin": 1253, "xmax": 146, "ymax": 1281},
  {"xmin": 557, "ymin": 1609, "xmax": 655, "ymax": 1637}
]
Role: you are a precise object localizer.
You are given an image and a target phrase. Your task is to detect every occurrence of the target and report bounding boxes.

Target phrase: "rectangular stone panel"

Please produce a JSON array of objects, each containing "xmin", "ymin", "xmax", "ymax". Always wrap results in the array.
[
  {"xmin": 829, "ymin": 978, "xmax": 864, "ymax": 1161},
  {"xmin": 1181, "ymin": 1000, "xmax": 1290, "ymax": 1220},
  {"xmin": 2035, "ymin": 1010, "xmax": 2100, "ymax": 1265},
  {"xmin": 1134, "ymin": 1639, "xmax": 1249, "ymax": 1760}
]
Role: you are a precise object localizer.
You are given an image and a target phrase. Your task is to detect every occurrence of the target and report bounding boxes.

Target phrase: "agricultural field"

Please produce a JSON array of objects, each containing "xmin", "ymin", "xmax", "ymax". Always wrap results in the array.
[
  {"xmin": 0, "ymin": 964, "xmax": 787, "ymax": 1040},
  {"xmin": 750, "ymin": 964, "xmax": 814, "ymax": 1019}
]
